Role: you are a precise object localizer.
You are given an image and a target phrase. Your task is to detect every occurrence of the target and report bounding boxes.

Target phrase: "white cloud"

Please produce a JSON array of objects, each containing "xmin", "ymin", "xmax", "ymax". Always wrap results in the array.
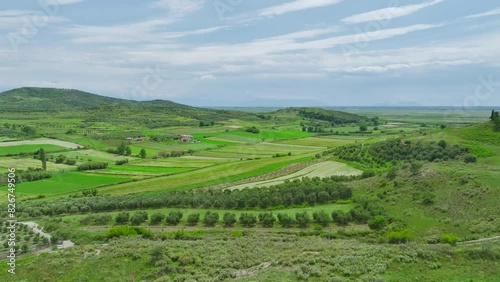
[
  {"xmin": 465, "ymin": 8, "xmax": 500, "ymax": 19},
  {"xmin": 149, "ymin": 0, "xmax": 204, "ymax": 16},
  {"xmin": 0, "ymin": 10, "xmax": 68, "ymax": 30},
  {"xmin": 258, "ymin": 0, "xmax": 342, "ymax": 17},
  {"xmin": 199, "ymin": 74, "xmax": 215, "ymax": 80},
  {"xmin": 342, "ymin": 0, "xmax": 444, "ymax": 24}
]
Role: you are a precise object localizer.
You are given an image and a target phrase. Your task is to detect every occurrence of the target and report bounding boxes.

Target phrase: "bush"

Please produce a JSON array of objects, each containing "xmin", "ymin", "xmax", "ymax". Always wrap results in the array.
[
  {"xmin": 165, "ymin": 211, "xmax": 183, "ymax": 226},
  {"xmin": 332, "ymin": 210, "xmax": 352, "ymax": 225},
  {"xmin": 150, "ymin": 213, "xmax": 164, "ymax": 225},
  {"xmin": 64, "ymin": 159, "xmax": 77, "ymax": 165},
  {"xmin": 239, "ymin": 213, "xmax": 257, "ymax": 227},
  {"xmin": 186, "ymin": 213, "xmax": 200, "ymax": 226},
  {"xmin": 295, "ymin": 212, "xmax": 311, "ymax": 228},
  {"xmin": 115, "ymin": 159, "xmax": 129, "ymax": 165},
  {"xmin": 106, "ymin": 226, "xmax": 152, "ymax": 238},
  {"xmin": 258, "ymin": 212, "xmax": 276, "ymax": 228},
  {"xmin": 368, "ymin": 215, "xmax": 388, "ymax": 230},
  {"xmin": 312, "ymin": 211, "xmax": 331, "ymax": 227},
  {"xmin": 202, "ymin": 211, "xmax": 219, "ymax": 227},
  {"xmin": 77, "ymin": 162, "xmax": 108, "ymax": 171},
  {"xmin": 223, "ymin": 213, "xmax": 237, "ymax": 227},
  {"xmin": 130, "ymin": 211, "xmax": 148, "ymax": 225},
  {"xmin": 115, "ymin": 212, "xmax": 130, "ymax": 225},
  {"xmin": 464, "ymin": 154, "xmax": 477, "ymax": 163},
  {"xmin": 386, "ymin": 228, "xmax": 413, "ymax": 244},
  {"xmin": 440, "ymin": 233, "xmax": 460, "ymax": 246},
  {"xmin": 277, "ymin": 213, "xmax": 295, "ymax": 228}
]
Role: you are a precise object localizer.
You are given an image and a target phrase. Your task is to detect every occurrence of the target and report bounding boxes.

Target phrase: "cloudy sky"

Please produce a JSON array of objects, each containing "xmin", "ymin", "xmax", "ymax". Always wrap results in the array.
[{"xmin": 0, "ymin": 0, "xmax": 499, "ymax": 106}]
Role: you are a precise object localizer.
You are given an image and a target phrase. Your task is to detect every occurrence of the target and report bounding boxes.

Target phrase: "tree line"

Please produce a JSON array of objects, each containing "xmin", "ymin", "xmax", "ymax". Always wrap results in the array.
[{"xmin": 16, "ymin": 177, "xmax": 353, "ymax": 216}]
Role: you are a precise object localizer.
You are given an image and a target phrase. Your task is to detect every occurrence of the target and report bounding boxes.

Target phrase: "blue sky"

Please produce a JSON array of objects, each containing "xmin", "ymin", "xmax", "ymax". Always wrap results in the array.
[{"xmin": 0, "ymin": 0, "xmax": 499, "ymax": 107}]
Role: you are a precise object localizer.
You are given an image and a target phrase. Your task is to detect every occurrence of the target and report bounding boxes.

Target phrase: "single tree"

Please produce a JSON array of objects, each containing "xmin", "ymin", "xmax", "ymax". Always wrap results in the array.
[
  {"xmin": 39, "ymin": 148, "xmax": 47, "ymax": 171},
  {"xmin": 140, "ymin": 148, "xmax": 147, "ymax": 159}
]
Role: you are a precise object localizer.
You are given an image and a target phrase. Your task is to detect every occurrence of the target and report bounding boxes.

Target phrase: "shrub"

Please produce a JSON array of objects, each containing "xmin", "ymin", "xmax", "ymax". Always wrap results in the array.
[
  {"xmin": 386, "ymin": 228, "xmax": 413, "ymax": 244},
  {"xmin": 295, "ymin": 212, "xmax": 311, "ymax": 228},
  {"xmin": 368, "ymin": 215, "xmax": 388, "ymax": 231},
  {"xmin": 223, "ymin": 213, "xmax": 237, "ymax": 227},
  {"xmin": 202, "ymin": 211, "xmax": 219, "ymax": 227},
  {"xmin": 150, "ymin": 213, "xmax": 164, "ymax": 225},
  {"xmin": 130, "ymin": 211, "xmax": 148, "ymax": 225},
  {"xmin": 186, "ymin": 213, "xmax": 200, "ymax": 226},
  {"xmin": 106, "ymin": 226, "xmax": 152, "ymax": 238},
  {"xmin": 115, "ymin": 159, "xmax": 129, "ymax": 165},
  {"xmin": 312, "ymin": 211, "xmax": 331, "ymax": 227},
  {"xmin": 239, "ymin": 213, "xmax": 257, "ymax": 227},
  {"xmin": 440, "ymin": 233, "xmax": 460, "ymax": 246},
  {"xmin": 277, "ymin": 213, "xmax": 295, "ymax": 228},
  {"xmin": 258, "ymin": 212, "xmax": 276, "ymax": 228},
  {"xmin": 165, "ymin": 211, "xmax": 183, "ymax": 226},
  {"xmin": 77, "ymin": 162, "xmax": 108, "ymax": 171},
  {"xmin": 464, "ymin": 154, "xmax": 477, "ymax": 163},
  {"xmin": 332, "ymin": 210, "xmax": 352, "ymax": 226},
  {"xmin": 64, "ymin": 159, "xmax": 77, "ymax": 165},
  {"xmin": 115, "ymin": 212, "xmax": 130, "ymax": 225}
]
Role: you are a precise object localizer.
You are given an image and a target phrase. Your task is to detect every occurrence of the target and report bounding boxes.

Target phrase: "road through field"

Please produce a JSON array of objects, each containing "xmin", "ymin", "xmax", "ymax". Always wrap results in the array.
[
  {"xmin": 0, "ymin": 138, "xmax": 82, "ymax": 149},
  {"xmin": 227, "ymin": 161, "xmax": 362, "ymax": 190}
]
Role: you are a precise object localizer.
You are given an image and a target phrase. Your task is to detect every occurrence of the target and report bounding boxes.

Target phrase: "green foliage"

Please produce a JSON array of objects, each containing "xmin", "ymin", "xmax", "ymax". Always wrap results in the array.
[
  {"xmin": 258, "ymin": 212, "xmax": 276, "ymax": 228},
  {"xmin": 245, "ymin": 126, "xmax": 260, "ymax": 134},
  {"xmin": 130, "ymin": 211, "xmax": 148, "ymax": 225},
  {"xmin": 39, "ymin": 148, "xmax": 47, "ymax": 170},
  {"xmin": 440, "ymin": 233, "xmax": 460, "ymax": 246},
  {"xmin": 331, "ymin": 210, "xmax": 352, "ymax": 226},
  {"xmin": 239, "ymin": 213, "xmax": 257, "ymax": 227},
  {"xmin": 294, "ymin": 107, "xmax": 366, "ymax": 124},
  {"xmin": 386, "ymin": 228, "xmax": 413, "ymax": 244},
  {"xmin": 115, "ymin": 212, "xmax": 130, "ymax": 225},
  {"xmin": 139, "ymin": 148, "xmax": 147, "ymax": 159},
  {"xmin": 368, "ymin": 215, "xmax": 388, "ymax": 230},
  {"xmin": 186, "ymin": 213, "xmax": 200, "ymax": 226},
  {"xmin": 115, "ymin": 159, "xmax": 129, "ymax": 165},
  {"xmin": 312, "ymin": 210, "xmax": 331, "ymax": 227},
  {"xmin": 464, "ymin": 154, "xmax": 477, "ymax": 163},
  {"xmin": 149, "ymin": 213, "xmax": 165, "ymax": 225},
  {"xmin": 277, "ymin": 213, "xmax": 295, "ymax": 227},
  {"xmin": 19, "ymin": 177, "xmax": 353, "ymax": 215},
  {"xmin": 295, "ymin": 212, "xmax": 311, "ymax": 228},
  {"xmin": 77, "ymin": 162, "xmax": 108, "ymax": 171},
  {"xmin": 222, "ymin": 213, "xmax": 236, "ymax": 227},
  {"xmin": 165, "ymin": 211, "xmax": 183, "ymax": 226},
  {"xmin": 202, "ymin": 211, "xmax": 219, "ymax": 227},
  {"xmin": 106, "ymin": 226, "xmax": 152, "ymax": 238}
]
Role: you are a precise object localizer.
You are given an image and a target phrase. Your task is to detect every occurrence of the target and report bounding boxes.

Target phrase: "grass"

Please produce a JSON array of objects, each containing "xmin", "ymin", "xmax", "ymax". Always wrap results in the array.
[
  {"xmin": 106, "ymin": 165, "xmax": 193, "ymax": 174},
  {"xmin": 0, "ymin": 144, "xmax": 68, "ymax": 156},
  {"xmin": 0, "ymin": 157, "xmax": 71, "ymax": 171},
  {"xmin": 98, "ymin": 155, "xmax": 313, "ymax": 195},
  {"xmin": 227, "ymin": 161, "xmax": 362, "ymax": 190},
  {"xmin": 15, "ymin": 172, "xmax": 133, "ymax": 195}
]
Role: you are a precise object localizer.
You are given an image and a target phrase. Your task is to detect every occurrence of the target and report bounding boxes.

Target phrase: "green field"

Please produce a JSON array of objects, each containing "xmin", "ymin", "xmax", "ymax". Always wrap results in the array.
[
  {"xmin": 0, "ymin": 144, "xmax": 67, "ymax": 156},
  {"xmin": 15, "ymin": 172, "xmax": 133, "ymax": 195}
]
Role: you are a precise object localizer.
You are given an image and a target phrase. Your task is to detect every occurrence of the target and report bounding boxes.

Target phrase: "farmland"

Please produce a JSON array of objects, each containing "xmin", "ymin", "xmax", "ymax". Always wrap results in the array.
[{"xmin": 0, "ymin": 88, "xmax": 498, "ymax": 281}]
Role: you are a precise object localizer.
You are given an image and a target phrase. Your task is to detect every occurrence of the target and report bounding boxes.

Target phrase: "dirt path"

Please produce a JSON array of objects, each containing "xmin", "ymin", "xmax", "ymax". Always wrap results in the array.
[
  {"xmin": 0, "ymin": 138, "xmax": 82, "ymax": 149},
  {"xmin": 458, "ymin": 235, "xmax": 500, "ymax": 245}
]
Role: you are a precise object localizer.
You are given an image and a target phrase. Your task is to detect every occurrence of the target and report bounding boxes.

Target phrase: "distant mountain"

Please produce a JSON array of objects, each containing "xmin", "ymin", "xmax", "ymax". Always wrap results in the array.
[{"xmin": 0, "ymin": 87, "xmax": 194, "ymax": 112}]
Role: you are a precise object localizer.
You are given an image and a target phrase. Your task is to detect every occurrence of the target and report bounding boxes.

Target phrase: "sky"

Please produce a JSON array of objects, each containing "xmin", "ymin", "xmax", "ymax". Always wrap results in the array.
[{"xmin": 0, "ymin": 0, "xmax": 499, "ymax": 107}]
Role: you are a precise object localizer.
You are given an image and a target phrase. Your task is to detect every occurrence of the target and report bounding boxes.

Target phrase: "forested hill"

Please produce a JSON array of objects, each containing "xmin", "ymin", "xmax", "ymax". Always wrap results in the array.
[
  {"xmin": 276, "ymin": 107, "xmax": 368, "ymax": 124},
  {"xmin": 0, "ymin": 87, "xmax": 195, "ymax": 112}
]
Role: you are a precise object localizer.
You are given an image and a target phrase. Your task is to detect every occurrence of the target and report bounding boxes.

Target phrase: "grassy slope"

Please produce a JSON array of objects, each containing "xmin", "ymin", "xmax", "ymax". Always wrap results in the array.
[{"xmin": 98, "ymin": 155, "xmax": 314, "ymax": 195}]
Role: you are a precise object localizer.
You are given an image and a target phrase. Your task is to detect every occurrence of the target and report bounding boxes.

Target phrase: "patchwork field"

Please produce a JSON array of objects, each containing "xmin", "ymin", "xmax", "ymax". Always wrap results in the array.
[{"xmin": 227, "ymin": 161, "xmax": 362, "ymax": 190}]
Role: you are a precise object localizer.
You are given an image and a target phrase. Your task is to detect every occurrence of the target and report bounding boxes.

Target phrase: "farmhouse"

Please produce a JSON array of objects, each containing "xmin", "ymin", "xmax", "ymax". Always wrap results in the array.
[{"xmin": 179, "ymin": 134, "xmax": 194, "ymax": 142}]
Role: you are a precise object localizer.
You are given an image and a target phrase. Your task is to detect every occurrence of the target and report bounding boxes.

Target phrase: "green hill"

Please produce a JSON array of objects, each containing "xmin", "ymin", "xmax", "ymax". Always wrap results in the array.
[{"xmin": 276, "ymin": 107, "xmax": 368, "ymax": 124}]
